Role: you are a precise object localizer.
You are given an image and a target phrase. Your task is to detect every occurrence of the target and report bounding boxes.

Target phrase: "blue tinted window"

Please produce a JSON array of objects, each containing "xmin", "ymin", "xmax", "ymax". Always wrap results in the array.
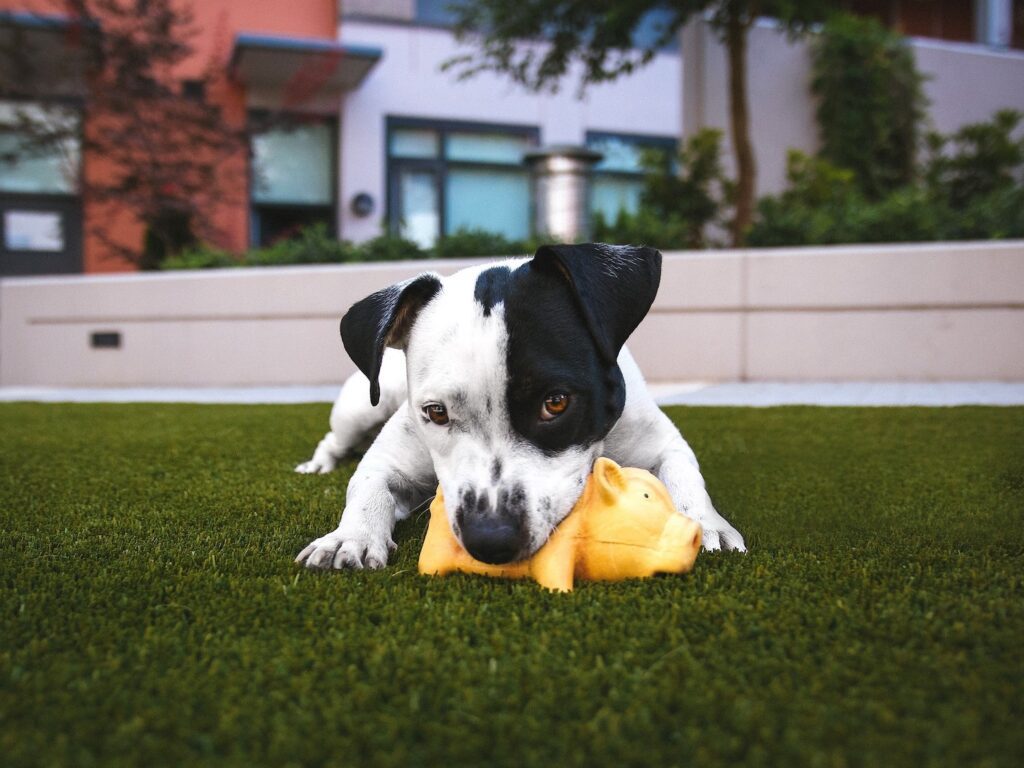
[
  {"xmin": 586, "ymin": 132, "xmax": 677, "ymax": 220},
  {"xmin": 416, "ymin": 1, "xmax": 679, "ymax": 51},
  {"xmin": 416, "ymin": 0, "xmax": 460, "ymax": 26},
  {"xmin": 387, "ymin": 119, "xmax": 537, "ymax": 247},
  {"xmin": 632, "ymin": 8, "xmax": 680, "ymax": 52},
  {"xmin": 447, "ymin": 168, "xmax": 530, "ymax": 240}
]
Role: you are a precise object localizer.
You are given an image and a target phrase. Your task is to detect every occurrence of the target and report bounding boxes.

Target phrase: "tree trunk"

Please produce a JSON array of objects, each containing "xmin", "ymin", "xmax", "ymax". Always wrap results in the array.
[{"xmin": 726, "ymin": 13, "xmax": 755, "ymax": 247}]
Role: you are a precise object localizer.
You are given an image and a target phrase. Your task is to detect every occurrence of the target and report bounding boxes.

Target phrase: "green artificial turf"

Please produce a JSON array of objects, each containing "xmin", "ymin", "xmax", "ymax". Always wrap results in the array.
[{"xmin": 1, "ymin": 403, "xmax": 1022, "ymax": 767}]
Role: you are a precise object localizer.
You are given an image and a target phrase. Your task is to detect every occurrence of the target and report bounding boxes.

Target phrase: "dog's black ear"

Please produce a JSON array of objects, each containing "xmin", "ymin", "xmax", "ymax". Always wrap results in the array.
[
  {"xmin": 531, "ymin": 243, "xmax": 662, "ymax": 362},
  {"xmin": 340, "ymin": 273, "xmax": 443, "ymax": 406}
]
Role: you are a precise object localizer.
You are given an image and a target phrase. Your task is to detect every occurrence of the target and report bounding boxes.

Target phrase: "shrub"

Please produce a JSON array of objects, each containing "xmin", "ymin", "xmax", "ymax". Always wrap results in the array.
[
  {"xmin": 811, "ymin": 13, "xmax": 927, "ymax": 199},
  {"xmin": 845, "ymin": 186, "xmax": 948, "ymax": 244},
  {"xmin": 593, "ymin": 128, "xmax": 732, "ymax": 249},
  {"xmin": 160, "ymin": 226, "xmax": 428, "ymax": 269},
  {"xmin": 243, "ymin": 223, "xmax": 356, "ymax": 266},
  {"xmin": 747, "ymin": 151, "xmax": 860, "ymax": 246},
  {"xmin": 924, "ymin": 109, "xmax": 1024, "ymax": 213},
  {"xmin": 160, "ymin": 246, "xmax": 241, "ymax": 270},
  {"xmin": 592, "ymin": 207, "xmax": 699, "ymax": 251},
  {"xmin": 749, "ymin": 152, "xmax": 951, "ymax": 247},
  {"xmin": 750, "ymin": 110, "xmax": 1024, "ymax": 247},
  {"xmin": 946, "ymin": 184, "xmax": 1024, "ymax": 241},
  {"xmin": 358, "ymin": 233, "xmax": 427, "ymax": 262},
  {"xmin": 433, "ymin": 228, "xmax": 529, "ymax": 259}
]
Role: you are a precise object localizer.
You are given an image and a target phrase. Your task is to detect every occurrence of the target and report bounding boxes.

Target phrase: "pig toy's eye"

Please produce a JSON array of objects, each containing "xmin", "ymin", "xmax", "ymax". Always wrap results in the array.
[{"xmin": 540, "ymin": 392, "xmax": 571, "ymax": 421}]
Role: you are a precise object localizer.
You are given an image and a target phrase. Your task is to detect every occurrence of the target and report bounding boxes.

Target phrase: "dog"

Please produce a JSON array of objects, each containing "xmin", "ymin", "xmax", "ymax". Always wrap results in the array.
[{"xmin": 295, "ymin": 243, "xmax": 745, "ymax": 570}]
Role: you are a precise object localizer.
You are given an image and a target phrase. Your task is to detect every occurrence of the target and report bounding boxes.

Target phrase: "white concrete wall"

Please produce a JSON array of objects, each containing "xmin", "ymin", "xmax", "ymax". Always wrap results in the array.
[
  {"xmin": 3, "ymin": 241, "xmax": 1022, "ymax": 387},
  {"xmin": 337, "ymin": 20, "xmax": 682, "ymax": 242},
  {"xmin": 682, "ymin": 19, "xmax": 819, "ymax": 200},
  {"xmin": 683, "ymin": 19, "xmax": 1024, "ymax": 196}
]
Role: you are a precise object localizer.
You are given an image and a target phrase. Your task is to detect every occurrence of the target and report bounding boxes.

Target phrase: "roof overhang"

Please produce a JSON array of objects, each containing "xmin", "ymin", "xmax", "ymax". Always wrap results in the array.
[
  {"xmin": 230, "ymin": 33, "xmax": 382, "ymax": 107},
  {"xmin": 0, "ymin": 12, "xmax": 97, "ymax": 97}
]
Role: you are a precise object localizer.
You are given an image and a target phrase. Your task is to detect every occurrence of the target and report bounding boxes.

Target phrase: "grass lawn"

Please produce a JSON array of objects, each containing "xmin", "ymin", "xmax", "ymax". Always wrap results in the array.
[{"xmin": 1, "ymin": 403, "xmax": 1022, "ymax": 767}]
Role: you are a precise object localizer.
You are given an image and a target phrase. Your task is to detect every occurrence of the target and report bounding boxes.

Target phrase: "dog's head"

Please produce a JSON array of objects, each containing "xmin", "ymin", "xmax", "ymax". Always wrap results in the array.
[{"xmin": 341, "ymin": 243, "xmax": 662, "ymax": 564}]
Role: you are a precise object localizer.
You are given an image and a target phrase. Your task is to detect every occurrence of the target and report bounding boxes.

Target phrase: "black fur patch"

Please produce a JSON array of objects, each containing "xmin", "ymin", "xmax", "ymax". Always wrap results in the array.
[
  {"xmin": 473, "ymin": 266, "xmax": 513, "ymax": 317},
  {"xmin": 497, "ymin": 245, "xmax": 661, "ymax": 454},
  {"xmin": 340, "ymin": 273, "xmax": 442, "ymax": 406}
]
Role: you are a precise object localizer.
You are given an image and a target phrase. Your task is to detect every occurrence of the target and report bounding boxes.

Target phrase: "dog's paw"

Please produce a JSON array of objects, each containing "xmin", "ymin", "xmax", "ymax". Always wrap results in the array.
[
  {"xmin": 294, "ymin": 456, "xmax": 337, "ymax": 474},
  {"xmin": 699, "ymin": 519, "xmax": 746, "ymax": 553},
  {"xmin": 295, "ymin": 525, "xmax": 396, "ymax": 570}
]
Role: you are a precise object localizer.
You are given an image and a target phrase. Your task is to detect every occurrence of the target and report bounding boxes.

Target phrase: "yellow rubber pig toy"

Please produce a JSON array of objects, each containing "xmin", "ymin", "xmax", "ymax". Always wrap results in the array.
[{"xmin": 418, "ymin": 458, "xmax": 702, "ymax": 592}]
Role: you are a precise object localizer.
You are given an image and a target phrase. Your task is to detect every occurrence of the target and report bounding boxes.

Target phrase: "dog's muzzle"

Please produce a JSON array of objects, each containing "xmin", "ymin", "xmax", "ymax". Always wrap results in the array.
[{"xmin": 456, "ymin": 486, "xmax": 528, "ymax": 564}]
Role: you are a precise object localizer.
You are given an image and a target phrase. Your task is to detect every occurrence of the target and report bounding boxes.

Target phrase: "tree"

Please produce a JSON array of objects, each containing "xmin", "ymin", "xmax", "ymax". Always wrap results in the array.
[
  {"xmin": 1, "ymin": 0, "xmax": 246, "ymax": 266},
  {"xmin": 445, "ymin": 0, "xmax": 827, "ymax": 246}
]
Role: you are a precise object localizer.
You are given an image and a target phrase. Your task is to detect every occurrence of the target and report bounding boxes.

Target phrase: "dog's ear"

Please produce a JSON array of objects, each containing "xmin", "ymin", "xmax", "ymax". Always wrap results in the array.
[
  {"xmin": 340, "ymin": 273, "xmax": 443, "ymax": 406},
  {"xmin": 531, "ymin": 243, "xmax": 662, "ymax": 363}
]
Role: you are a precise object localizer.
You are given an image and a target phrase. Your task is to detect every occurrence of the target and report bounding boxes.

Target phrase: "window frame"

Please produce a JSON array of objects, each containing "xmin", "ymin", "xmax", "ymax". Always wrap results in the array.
[
  {"xmin": 247, "ymin": 111, "xmax": 339, "ymax": 247},
  {"xmin": 385, "ymin": 116, "xmax": 540, "ymax": 245}
]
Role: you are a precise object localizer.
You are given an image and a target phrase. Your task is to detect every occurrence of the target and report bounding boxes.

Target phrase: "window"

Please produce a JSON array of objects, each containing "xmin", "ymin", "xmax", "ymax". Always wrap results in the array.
[
  {"xmin": 0, "ymin": 101, "xmax": 82, "ymax": 275},
  {"xmin": 631, "ymin": 8, "xmax": 680, "ymax": 51},
  {"xmin": 0, "ymin": 101, "xmax": 80, "ymax": 195},
  {"xmin": 3, "ymin": 210, "xmax": 64, "ymax": 251},
  {"xmin": 415, "ymin": 0, "xmax": 460, "ymax": 26},
  {"xmin": 387, "ymin": 119, "xmax": 537, "ymax": 248},
  {"xmin": 586, "ymin": 132, "xmax": 677, "ymax": 224},
  {"xmin": 249, "ymin": 115, "xmax": 336, "ymax": 246},
  {"xmin": 181, "ymin": 80, "xmax": 206, "ymax": 102}
]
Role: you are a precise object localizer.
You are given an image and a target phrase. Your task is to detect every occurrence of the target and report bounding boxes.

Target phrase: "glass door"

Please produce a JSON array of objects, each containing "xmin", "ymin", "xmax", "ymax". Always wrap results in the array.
[{"xmin": 397, "ymin": 167, "xmax": 440, "ymax": 250}]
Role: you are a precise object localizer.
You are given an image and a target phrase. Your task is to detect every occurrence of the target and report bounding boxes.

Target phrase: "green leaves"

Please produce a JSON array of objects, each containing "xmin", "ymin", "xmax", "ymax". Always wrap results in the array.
[
  {"xmin": 810, "ymin": 13, "xmax": 928, "ymax": 200},
  {"xmin": 594, "ymin": 128, "xmax": 732, "ymax": 249}
]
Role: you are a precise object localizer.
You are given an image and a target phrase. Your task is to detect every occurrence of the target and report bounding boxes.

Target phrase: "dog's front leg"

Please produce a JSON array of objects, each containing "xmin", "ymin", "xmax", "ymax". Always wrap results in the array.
[
  {"xmin": 610, "ymin": 400, "xmax": 747, "ymax": 552},
  {"xmin": 654, "ymin": 443, "xmax": 746, "ymax": 552},
  {"xmin": 296, "ymin": 403, "xmax": 434, "ymax": 570}
]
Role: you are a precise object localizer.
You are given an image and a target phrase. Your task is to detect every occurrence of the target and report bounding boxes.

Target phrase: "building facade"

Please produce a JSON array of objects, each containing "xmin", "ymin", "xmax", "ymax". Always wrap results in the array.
[
  {"xmin": 0, "ymin": 0, "xmax": 681, "ymax": 274},
  {"xmin": 336, "ymin": 1, "xmax": 682, "ymax": 249},
  {"xmin": 0, "ymin": 0, "xmax": 374, "ymax": 275},
  {"xmin": 2, "ymin": 0, "xmax": 1022, "ymax": 275}
]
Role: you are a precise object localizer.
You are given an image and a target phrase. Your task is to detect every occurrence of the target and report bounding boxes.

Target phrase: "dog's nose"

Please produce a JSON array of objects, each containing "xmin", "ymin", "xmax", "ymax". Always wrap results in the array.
[{"xmin": 460, "ymin": 517, "xmax": 524, "ymax": 565}]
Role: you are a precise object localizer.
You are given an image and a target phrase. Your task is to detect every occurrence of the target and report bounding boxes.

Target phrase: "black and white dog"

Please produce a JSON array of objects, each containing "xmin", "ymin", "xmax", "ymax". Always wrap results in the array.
[{"xmin": 295, "ymin": 243, "xmax": 745, "ymax": 570}]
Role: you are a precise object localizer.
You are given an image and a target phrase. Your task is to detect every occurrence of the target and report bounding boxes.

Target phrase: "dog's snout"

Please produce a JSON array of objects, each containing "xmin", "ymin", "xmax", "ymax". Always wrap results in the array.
[
  {"xmin": 456, "ymin": 485, "xmax": 527, "ymax": 564},
  {"xmin": 453, "ymin": 482, "xmax": 532, "ymax": 564},
  {"xmin": 460, "ymin": 516, "xmax": 525, "ymax": 565}
]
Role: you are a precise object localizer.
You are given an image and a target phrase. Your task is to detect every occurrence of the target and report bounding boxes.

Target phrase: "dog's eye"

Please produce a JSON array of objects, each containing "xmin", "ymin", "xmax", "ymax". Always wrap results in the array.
[
  {"xmin": 540, "ymin": 393, "xmax": 571, "ymax": 421},
  {"xmin": 423, "ymin": 404, "xmax": 449, "ymax": 426}
]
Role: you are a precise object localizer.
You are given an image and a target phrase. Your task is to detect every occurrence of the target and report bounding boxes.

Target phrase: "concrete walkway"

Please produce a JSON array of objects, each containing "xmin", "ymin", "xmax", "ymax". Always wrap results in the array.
[{"xmin": 3, "ymin": 382, "xmax": 1024, "ymax": 406}]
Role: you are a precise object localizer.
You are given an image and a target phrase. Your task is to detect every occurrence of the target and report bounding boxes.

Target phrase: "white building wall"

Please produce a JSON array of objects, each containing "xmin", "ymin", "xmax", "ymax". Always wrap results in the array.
[
  {"xmin": 337, "ymin": 20, "xmax": 682, "ymax": 243},
  {"xmin": 683, "ymin": 19, "xmax": 1024, "ymax": 197}
]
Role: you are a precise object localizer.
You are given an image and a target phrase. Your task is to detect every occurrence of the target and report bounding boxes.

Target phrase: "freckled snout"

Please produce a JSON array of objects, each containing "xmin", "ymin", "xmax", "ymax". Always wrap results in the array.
[{"xmin": 456, "ymin": 486, "xmax": 528, "ymax": 565}]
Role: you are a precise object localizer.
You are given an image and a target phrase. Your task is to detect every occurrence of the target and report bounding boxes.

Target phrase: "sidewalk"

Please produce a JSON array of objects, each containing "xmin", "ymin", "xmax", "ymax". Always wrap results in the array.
[{"xmin": 3, "ymin": 382, "xmax": 1024, "ymax": 406}]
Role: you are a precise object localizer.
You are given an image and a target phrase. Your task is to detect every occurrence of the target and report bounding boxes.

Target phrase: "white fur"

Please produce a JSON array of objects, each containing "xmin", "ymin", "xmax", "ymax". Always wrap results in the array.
[{"xmin": 295, "ymin": 261, "xmax": 746, "ymax": 570}]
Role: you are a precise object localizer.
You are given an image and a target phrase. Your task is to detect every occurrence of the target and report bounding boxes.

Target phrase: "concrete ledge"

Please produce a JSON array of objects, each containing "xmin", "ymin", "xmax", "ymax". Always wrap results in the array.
[
  {"xmin": 2, "ymin": 241, "xmax": 1022, "ymax": 386},
  {"xmin": 4, "ymin": 382, "xmax": 1024, "ymax": 407}
]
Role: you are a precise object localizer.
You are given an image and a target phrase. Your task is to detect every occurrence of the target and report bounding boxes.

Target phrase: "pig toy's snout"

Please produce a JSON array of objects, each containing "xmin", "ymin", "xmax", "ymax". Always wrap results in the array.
[{"xmin": 656, "ymin": 513, "xmax": 703, "ymax": 573}]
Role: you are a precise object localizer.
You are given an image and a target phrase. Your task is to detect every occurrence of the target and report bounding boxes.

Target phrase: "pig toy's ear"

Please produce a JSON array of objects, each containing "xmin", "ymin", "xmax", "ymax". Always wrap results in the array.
[{"xmin": 593, "ymin": 457, "xmax": 628, "ymax": 505}]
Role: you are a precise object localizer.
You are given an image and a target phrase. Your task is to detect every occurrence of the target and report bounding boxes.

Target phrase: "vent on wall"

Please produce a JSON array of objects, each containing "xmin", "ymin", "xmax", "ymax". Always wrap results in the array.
[{"xmin": 90, "ymin": 331, "xmax": 122, "ymax": 349}]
